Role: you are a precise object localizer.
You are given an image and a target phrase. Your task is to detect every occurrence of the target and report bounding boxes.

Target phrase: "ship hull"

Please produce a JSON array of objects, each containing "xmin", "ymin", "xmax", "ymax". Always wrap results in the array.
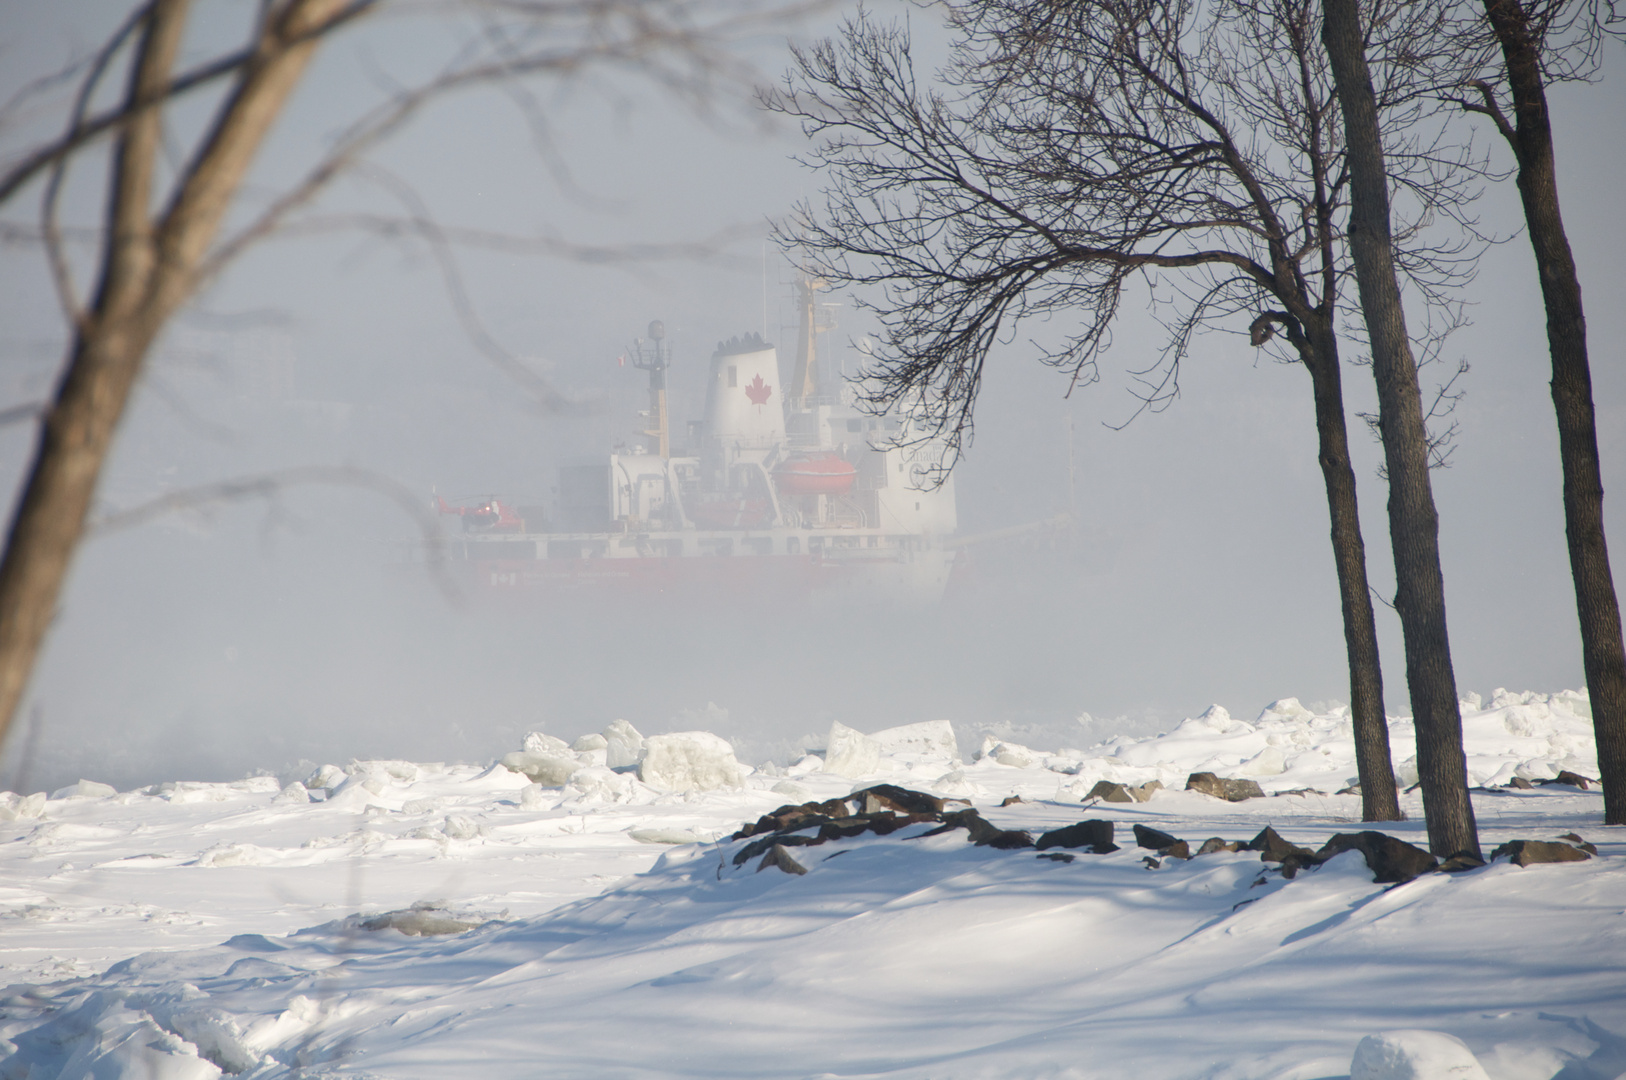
[{"xmin": 441, "ymin": 530, "xmax": 956, "ymax": 606}]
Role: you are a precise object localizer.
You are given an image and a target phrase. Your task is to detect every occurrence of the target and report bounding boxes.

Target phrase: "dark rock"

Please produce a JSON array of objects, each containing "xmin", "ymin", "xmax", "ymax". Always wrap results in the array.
[
  {"xmin": 733, "ymin": 830, "xmax": 825, "ymax": 866},
  {"xmin": 1506, "ymin": 776, "xmax": 1535, "ymax": 790},
  {"xmin": 1316, "ymin": 831, "xmax": 1437, "ymax": 884},
  {"xmin": 1132, "ymin": 824, "xmax": 1181, "ymax": 851},
  {"xmin": 920, "ymin": 809, "xmax": 1034, "ymax": 849},
  {"xmin": 1196, "ymin": 837, "xmax": 1243, "ymax": 855},
  {"xmin": 1000, "ymin": 795, "xmax": 1027, "ymax": 807},
  {"xmin": 1537, "ymin": 770, "xmax": 1595, "ymax": 791},
  {"xmin": 1437, "ymin": 852, "xmax": 1487, "ymax": 873},
  {"xmin": 1491, "ymin": 839, "xmax": 1593, "ymax": 866},
  {"xmin": 1036, "ymin": 852, "xmax": 1076, "ymax": 863},
  {"xmin": 854, "ymin": 784, "xmax": 950, "ymax": 816},
  {"xmin": 732, "ymin": 797, "xmax": 857, "ymax": 840},
  {"xmin": 1247, "ymin": 826, "xmax": 1322, "ymax": 878},
  {"xmin": 1141, "ymin": 856, "xmax": 1161, "ymax": 869},
  {"xmin": 1559, "ymin": 832, "xmax": 1599, "ymax": 855},
  {"xmin": 816, "ymin": 815, "xmax": 878, "ymax": 840},
  {"xmin": 1163, "ymin": 840, "xmax": 1191, "ymax": 859},
  {"xmin": 1086, "ymin": 780, "xmax": 1136, "ymax": 804},
  {"xmin": 1336, "ymin": 783, "xmax": 1362, "ymax": 795},
  {"xmin": 757, "ymin": 844, "xmax": 808, "ymax": 875},
  {"xmin": 1185, "ymin": 772, "xmax": 1266, "ymax": 802},
  {"xmin": 1247, "ymin": 826, "xmax": 1311, "ymax": 861},
  {"xmin": 1035, "ymin": 819, "xmax": 1118, "ymax": 853}
]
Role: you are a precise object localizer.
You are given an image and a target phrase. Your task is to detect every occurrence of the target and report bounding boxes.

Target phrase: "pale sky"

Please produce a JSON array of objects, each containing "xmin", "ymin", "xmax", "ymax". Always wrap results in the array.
[{"xmin": 1, "ymin": 0, "xmax": 1622, "ymax": 790}]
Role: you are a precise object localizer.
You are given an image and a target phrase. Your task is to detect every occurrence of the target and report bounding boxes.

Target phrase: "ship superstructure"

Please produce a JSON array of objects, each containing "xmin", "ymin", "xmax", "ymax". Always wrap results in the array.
[{"xmin": 434, "ymin": 279, "xmax": 958, "ymax": 604}]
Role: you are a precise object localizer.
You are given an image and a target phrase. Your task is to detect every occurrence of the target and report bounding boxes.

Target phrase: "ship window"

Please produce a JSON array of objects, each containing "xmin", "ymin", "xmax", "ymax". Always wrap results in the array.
[
  {"xmin": 847, "ymin": 419, "xmax": 862, "ymax": 432},
  {"xmin": 727, "ymin": 365, "xmax": 737, "ymax": 387}
]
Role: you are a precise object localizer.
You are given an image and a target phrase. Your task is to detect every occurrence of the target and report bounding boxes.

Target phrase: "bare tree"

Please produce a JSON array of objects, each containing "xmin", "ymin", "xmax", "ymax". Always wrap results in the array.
[
  {"xmin": 1323, "ymin": 0, "xmax": 1480, "ymax": 859},
  {"xmin": 1446, "ymin": 0, "xmax": 1626, "ymax": 824},
  {"xmin": 0, "ymin": 0, "xmax": 805, "ymax": 747},
  {"xmin": 770, "ymin": 1, "xmax": 1485, "ymax": 822}
]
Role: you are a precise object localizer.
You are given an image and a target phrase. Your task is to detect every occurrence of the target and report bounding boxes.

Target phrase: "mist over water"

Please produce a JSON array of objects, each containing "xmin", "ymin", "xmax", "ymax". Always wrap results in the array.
[{"xmin": 2, "ymin": 3, "xmax": 1623, "ymax": 794}]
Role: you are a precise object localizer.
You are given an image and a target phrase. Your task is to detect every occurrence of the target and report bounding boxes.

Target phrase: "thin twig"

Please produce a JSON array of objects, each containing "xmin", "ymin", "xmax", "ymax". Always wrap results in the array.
[{"xmin": 88, "ymin": 465, "xmax": 460, "ymax": 604}]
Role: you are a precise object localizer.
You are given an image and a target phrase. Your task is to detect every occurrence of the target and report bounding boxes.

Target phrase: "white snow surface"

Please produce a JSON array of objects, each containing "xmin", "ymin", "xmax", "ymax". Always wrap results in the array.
[{"xmin": 1, "ymin": 690, "xmax": 1622, "ymax": 1079}]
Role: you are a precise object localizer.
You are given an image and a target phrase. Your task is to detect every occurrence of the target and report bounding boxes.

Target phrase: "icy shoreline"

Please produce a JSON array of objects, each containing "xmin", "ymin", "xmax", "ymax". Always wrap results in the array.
[{"xmin": 1, "ymin": 689, "xmax": 1619, "ymax": 1079}]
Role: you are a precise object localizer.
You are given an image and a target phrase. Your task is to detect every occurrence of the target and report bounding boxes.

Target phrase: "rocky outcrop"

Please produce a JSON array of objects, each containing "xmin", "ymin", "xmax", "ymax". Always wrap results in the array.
[
  {"xmin": 1035, "ymin": 820, "xmax": 1117, "ymax": 853},
  {"xmin": 1317, "ymin": 832, "xmax": 1437, "ymax": 884},
  {"xmin": 922, "ymin": 809, "xmax": 1035, "ymax": 849},
  {"xmin": 1247, "ymin": 826, "xmax": 1321, "ymax": 878},
  {"xmin": 1490, "ymin": 839, "xmax": 1592, "ymax": 866},
  {"xmin": 1185, "ymin": 772, "xmax": 1265, "ymax": 802},
  {"xmin": 1086, "ymin": 780, "xmax": 1162, "ymax": 804}
]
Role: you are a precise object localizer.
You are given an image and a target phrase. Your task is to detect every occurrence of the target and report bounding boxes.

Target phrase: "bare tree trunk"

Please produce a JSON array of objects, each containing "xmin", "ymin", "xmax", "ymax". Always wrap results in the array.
[
  {"xmin": 1322, "ymin": 0, "xmax": 1480, "ymax": 859},
  {"xmin": 1296, "ymin": 314, "xmax": 1402, "ymax": 821},
  {"xmin": 1481, "ymin": 0, "xmax": 1626, "ymax": 825},
  {"xmin": 0, "ymin": 0, "xmax": 344, "ymax": 746}
]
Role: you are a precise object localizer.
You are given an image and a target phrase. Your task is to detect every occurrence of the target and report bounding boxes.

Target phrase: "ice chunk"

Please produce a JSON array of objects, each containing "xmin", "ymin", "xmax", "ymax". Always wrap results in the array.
[
  {"xmin": 1259, "ymin": 697, "xmax": 1313, "ymax": 721},
  {"xmin": 326, "ymin": 773, "xmax": 388, "ymax": 807},
  {"xmin": 629, "ymin": 827, "xmax": 719, "ymax": 844},
  {"xmin": 638, "ymin": 731, "xmax": 745, "ymax": 792},
  {"xmin": 1553, "ymin": 687, "xmax": 1591, "ymax": 719},
  {"xmin": 976, "ymin": 736, "xmax": 1034, "ymax": 768},
  {"xmin": 567, "ymin": 765, "xmax": 635, "ymax": 803},
  {"xmin": 164, "ymin": 1006, "xmax": 259, "ymax": 1074},
  {"xmin": 442, "ymin": 814, "xmax": 481, "ymax": 840},
  {"xmin": 931, "ymin": 769, "xmax": 982, "ymax": 799},
  {"xmin": 305, "ymin": 763, "xmax": 346, "ymax": 791},
  {"xmin": 604, "ymin": 719, "xmax": 646, "ymax": 769},
  {"xmin": 51, "ymin": 779, "xmax": 116, "ymax": 799},
  {"xmin": 500, "ymin": 751, "xmax": 583, "ymax": 787},
  {"xmin": 572, "ymin": 733, "xmax": 609, "ymax": 752},
  {"xmin": 519, "ymin": 783, "xmax": 547, "ymax": 809},
  {"xmin": 0, "ymin": 791, "xmax": 46, "ymax": 821},
  {"xmin": 1351, "ymin": 1030, "xmax": 1490, "ymax": 1080},
  {"xmin": 1394, "ymin": 757, "xmax": 1420, "ymax": 788},
  {"xmin": 272, "ymin": 782, "xmax": 311, "ymax": 806},
  {"xmin": 771, "ymin": 780, "xmax": 811, "ymax": 800},
  {"xmin": 824, "ymin": 722, "xmax": 882, "ymax": 778},
  {"xmin": 522, "ymin": 731, "xmax": 572, "ymax": 754},
  {"xmin": 871, "ymin": 719, "xmax": 960, "ymax": 761}
]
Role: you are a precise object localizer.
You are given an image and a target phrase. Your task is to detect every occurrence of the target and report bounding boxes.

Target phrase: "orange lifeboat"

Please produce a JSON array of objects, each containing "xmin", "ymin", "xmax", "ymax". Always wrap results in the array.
[{"xmin": 774, "ymin": 451, "xmax": 857, "ymax": 496}]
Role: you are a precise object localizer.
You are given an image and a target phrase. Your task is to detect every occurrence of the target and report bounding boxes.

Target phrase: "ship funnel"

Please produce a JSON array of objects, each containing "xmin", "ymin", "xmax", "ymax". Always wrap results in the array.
[{"xmin": 702, "ymin": 335, "xmax": 786, "ymax": 474}]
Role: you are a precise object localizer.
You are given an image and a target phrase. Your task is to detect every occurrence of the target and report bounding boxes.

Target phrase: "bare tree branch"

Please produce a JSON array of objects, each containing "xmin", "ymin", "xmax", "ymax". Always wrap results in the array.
[
  {"xmin": 0, "ymin": 1, "xmax": 381, "ymax": 209},
  {"xmin": 88, "ymin": 465, "xmax": 459, "ymax": 603}
]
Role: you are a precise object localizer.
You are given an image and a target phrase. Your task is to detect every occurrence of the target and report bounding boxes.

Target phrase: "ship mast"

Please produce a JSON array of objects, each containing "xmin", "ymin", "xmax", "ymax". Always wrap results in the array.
[
  {"xmin": 789, "ymin": 272, "xmax": 825, "ymax": 409},
  {"xmin": 630, "ymin": 319, "xmax": 671, "ymax": 458}
]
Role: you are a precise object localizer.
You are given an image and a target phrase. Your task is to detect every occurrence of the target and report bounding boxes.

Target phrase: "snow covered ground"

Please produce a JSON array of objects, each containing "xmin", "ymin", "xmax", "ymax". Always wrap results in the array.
[{"xmin": 1, "ymin": 690, "xmax": 1622, "ymax": 1079}]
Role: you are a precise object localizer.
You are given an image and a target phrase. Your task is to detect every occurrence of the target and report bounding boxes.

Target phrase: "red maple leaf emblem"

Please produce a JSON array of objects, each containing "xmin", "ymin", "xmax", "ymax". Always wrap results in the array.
[{"xmin": 744, "ymin": 373, "xmax": 773, "ymax": 406}]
